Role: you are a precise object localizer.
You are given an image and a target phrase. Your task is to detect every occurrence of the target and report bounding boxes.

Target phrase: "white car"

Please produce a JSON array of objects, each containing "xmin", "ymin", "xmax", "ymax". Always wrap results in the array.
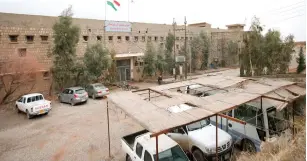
[
  {"xmin": 167, "ymin": 119, "xmax": 233, "ymax": 161},
  {"xmin": 15, "ymin": 93, "xmax": 51, "ymax": 119},
  {"xmin": 122, "ymin": 130, "xmax": 190, "ymax": 161}
]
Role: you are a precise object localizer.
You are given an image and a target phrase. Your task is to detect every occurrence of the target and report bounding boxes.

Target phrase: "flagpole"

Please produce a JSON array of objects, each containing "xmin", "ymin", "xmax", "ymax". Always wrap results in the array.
[{"xmin": 104, "ymin": 0, "xmax": 107, "ymax": 46}]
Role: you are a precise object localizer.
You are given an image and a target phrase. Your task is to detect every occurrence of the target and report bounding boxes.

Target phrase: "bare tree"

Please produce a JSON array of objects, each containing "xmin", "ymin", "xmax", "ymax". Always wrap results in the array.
[{"xmin": 0, "ymin": 54, "xmax": 44, "ymax": 105}]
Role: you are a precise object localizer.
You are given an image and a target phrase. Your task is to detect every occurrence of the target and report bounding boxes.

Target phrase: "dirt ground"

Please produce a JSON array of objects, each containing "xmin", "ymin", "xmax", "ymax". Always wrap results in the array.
[{"xmin": 0, "ymin": 83, "xmax": 157, "ymax": 161}]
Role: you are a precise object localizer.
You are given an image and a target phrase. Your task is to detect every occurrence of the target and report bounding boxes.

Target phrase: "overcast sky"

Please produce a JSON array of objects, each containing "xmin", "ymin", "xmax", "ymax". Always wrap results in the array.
[{"xmin": 0, "ymin": 0, "xmax": 306, "ymax": 41}]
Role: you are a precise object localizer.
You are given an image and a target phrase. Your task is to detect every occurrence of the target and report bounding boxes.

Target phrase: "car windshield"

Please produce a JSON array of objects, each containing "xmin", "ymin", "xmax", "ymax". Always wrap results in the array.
[
  {"xmin": 153, "ymin": 145, "xmax": 189, "ymax": 161},
  {"xmin": 187, "ymin": 119, "xmax": 210, "ymax": 131},
  {"xmin": 94, "ymin": 84, "xmax": 105, "ymax": 88},
  {"xmin": 75, "ymin": 89, "xmax": 86, "ymax": 94}
]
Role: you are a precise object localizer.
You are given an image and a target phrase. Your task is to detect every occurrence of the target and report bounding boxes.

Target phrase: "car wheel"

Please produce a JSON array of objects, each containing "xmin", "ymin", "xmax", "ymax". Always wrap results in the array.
[
  {"xmin": 26, "ymin": 110, "xmax": 33, "ymax": 119},
  {"xmin": 243, "ymin": 139, "xmax": 256, "ymax": 153},
  {"xmin": 126, "ymin": 154, "xmax": 132, "ymax": 161},
  {"xmin": 192, "ymin": 149, "xmax": 205, "ymax": 161},
  {"xmin": 70, "ymin": 100, "xmax": 75, "ymax": 106},
  {"xmin": 16, "ymin": 105, "xmax": 21, "ymax": 113}
]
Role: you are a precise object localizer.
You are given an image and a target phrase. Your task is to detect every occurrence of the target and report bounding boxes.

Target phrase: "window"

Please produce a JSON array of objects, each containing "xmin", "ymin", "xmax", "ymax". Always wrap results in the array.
[
  {"xmin": 171, "ymin": 128, "xmax": 186, "ymax": 134},
  {"xmin": 125, "ymin": 36, "xmax": 130, "ymax": 41},
  {"xmin": 31, "ymin": 96, "xmax": 36, "ymax": 102},
  {"xmin": 43, "ymin": 71, "xmax": 50, "ymax": 78},
  {"xmin": 97, "ymin": 36, "xmax": 102, "ymax": 41},
  {"xmin": 160, "ymin": 43, "xmax": 164, "ymax": 47},
  {"xmin": 154, "ymin": 36, "xmax": 158, "ymax": 41},
  {"xmin": 144, "ymin": 150, "xmax": 153, "ymax": 161},
  {"xmin": 234, "ymin": 104, "xmax": 262, "ymax": 127},
  {"xmin": 63, "ymin": 89, "xmax": 69, "ymax": 94},
  {"xmin": 160, "ymin": 37, "xmax": 164, "ymax": 41},
  {"xmin": 176, "ymin": 37, "xmax": 179, "ymax": 40},
  {"xmin": 135, "ymin": 143, "xmax": 143, "ymax": 158},
  {"xmin": 83, "ymin": 36, "xmax": 89, "ymax": 41},
  {"xmin": 18, "ymin": 97, "xmax": 23, "ymax": 102},
  {"xmin": 88, "ymin": 28, "xmax": 91, "ymax": 32},
  {"xmin": 9, "ymin": 35, "xmax": 18, "ymax": 42},
  {"xmin": 26, "ymin": 35, "xmax": 34, "ymax": 43},
  {"xmin": 68, "ymin": 89, "xmax": 73, "ymax": 94},
  {"xmin": 117, "ymin": 36, "xmax": 122, "ymax": 41},
  {"xmin": 181, "ymin": 37, "xmax": 184, "ymax": 41},
  {"xmin": 41, "ymin": 35, "xmax": 48, "ymax": 42},
  {"xmin": 108, "ymin": 36, "xmax": 113, "ymax": 41},
  {"xmin": 190, "ymin": 37, "xmax": 193, "ymax": 40},
  {"xmin": 27, "ymin": 97, "xmax": 32, "ymax": 103},
  {"xmin": 35, "ymin": 95, "xmax": 43, "ymax": 101},
  {"xmin": 142, "ymin": 36, "xmax": 145, "ymax": 42},
  {"xmin": 176, "ymin": 44, "xmax": 179, "ymax": 49},
  {"xmin": 153, "ymin": 145, "xmax": 189, "ymax": 161},
  {"xmin": 18, "ymin": 48, "xmax": 27, "ymax": 57},
  {"xmin": 134, "ymin": 36, "xmax": 138, "ymax": 41},
  {"xmin": 147, "ymin": 36, "xmax": 151, "ymax": 42}
]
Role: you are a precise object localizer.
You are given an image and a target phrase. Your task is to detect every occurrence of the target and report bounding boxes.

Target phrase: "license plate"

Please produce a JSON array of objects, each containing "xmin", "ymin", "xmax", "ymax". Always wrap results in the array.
[
  {"xmin": 39, "ymin": 110, "xmax": 44, "ymax": 114},
  {"xmin": 224, "ymin": 153, "xmax": 230, "ymax": 160}
]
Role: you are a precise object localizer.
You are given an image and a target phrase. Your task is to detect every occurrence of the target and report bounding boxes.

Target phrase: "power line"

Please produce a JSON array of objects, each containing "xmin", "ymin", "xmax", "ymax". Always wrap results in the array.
[
  {"xmin": 271, "ymin": 13, "xmax": 306, "ymax": 24},
  {"xmin": 268, "ymin": 1, "xmax": 305, "ymax": 13}
]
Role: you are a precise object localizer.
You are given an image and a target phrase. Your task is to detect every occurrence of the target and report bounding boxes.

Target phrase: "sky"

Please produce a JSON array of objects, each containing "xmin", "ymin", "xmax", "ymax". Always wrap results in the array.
[{"xmin": 0, "ymin": 0, "xmax": 306, "ymax": 41}]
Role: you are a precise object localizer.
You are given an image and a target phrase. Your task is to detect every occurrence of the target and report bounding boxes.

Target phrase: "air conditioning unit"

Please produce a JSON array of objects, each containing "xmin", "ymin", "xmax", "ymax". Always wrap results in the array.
[{"xmin": 137, "ymin": 57, "xmax": 143, "ymax": 62}]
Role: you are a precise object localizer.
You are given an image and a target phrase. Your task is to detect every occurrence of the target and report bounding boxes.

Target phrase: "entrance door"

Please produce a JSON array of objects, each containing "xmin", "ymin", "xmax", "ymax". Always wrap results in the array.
[{"xmin": 116, "ymin": 59, "xmax": 131, "ymax": 82}]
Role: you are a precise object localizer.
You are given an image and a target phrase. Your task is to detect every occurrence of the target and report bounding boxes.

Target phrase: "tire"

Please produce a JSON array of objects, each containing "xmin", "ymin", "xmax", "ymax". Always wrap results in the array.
[
  {"xmin": 70, "ymin": 100, "xmax": 75, "ymax": 106},
  {"xmin": 126, "ymin": 154, "xmax": 132, "ymax": 161},
  {"xmin": 26, "ymin": 110, "xmax": 33, "ymax": 119},
  {"xmin": 192, "ymin": 149, "xmax": 205, "ymax": 161},
  {"xmin": 16, "ymin": 105, "xmax": 21, "ymax": 113},
  {"xmin": 243, "ymin": 139, "xmax": 256, "ymax": 153}
]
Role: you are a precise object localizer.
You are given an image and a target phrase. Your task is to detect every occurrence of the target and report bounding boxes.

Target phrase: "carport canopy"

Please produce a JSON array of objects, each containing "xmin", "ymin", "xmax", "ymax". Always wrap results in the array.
[{"xmin": 108, "ymin": 76, "xmax": 305, "ymax": 137}]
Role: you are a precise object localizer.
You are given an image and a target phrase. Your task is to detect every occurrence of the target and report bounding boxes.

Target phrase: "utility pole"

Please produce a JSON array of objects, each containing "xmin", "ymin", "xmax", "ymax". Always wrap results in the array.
[
  {"xmin": 173, "ymin": 18, "xmax": 176, "ymax": 80},
  {"xmin": 184, "ymin": 16, "xmax": 187, "ymax": 79},
  {"xmin": 173, "ymin": 18, "xmax": 187, "ymax": 80}
]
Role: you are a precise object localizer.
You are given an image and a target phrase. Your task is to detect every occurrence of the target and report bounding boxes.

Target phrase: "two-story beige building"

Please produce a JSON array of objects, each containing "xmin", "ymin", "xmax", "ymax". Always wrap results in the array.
[{"xmin": 0, "ymin": 12, "xmax": 244, "ymax": 83}]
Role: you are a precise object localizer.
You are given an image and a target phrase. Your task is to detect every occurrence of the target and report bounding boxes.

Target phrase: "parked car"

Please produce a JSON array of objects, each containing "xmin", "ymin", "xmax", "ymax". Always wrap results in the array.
[
  {"xmin": 85, "ymin": 83, "xmax": 109, "ymax": 99},
  {"xmin": 167, "ymin": 118, "xmax": 233, "ymax": 161},
  {"xmin": 15, "ymin": 93, "xmax": 51, "ymax": 119},
  {"xmin": 122, "ymin": 129, "xmax": 190, "ymax": 161},
  {"xmin": 58, "ymin": 87, "xmax": 88, "ymax": 106}
]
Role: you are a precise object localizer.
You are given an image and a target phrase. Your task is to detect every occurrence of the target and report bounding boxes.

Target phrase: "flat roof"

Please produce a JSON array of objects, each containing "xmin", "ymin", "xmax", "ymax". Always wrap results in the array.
[{"xmin": 108, "ymin": 76, "xmax": 305, "ymax": 136}]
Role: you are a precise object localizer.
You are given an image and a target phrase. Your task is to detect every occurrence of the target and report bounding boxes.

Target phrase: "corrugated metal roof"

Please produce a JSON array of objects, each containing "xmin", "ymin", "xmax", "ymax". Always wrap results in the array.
[{"xmin": 108, "ymin": 76, "xmax": 305, "ymax": 135}]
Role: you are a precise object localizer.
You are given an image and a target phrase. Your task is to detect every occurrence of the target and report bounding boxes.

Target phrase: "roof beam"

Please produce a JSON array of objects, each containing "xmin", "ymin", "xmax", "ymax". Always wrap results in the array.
[
  {"xmin": 261, "ymin": 95, "xmax": 290, "ymax": 103},
  {"xmin": 217, "ymin": 113, "xmax": 246, "ymax": 125}
]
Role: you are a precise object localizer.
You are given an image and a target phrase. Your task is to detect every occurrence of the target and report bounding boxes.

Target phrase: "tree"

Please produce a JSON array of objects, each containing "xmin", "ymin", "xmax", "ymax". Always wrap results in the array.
[
  {"xmin": 155, "ymin": 46, "xmax": 167, "ymax": 75},
  {"xmin": 106, "ymin": 49, "xmax": 117, "ymax": 83},
  {"xmin": 0, "ymin": 55, "xmax": 44, "ymax": 105},
  {"xmin": 83, "ymin": 43, "xmax": 111, "ymax": 83},
  {"xmin": 50, "ymin": 6, "xmax": 80, "ymax": 90},
  {"xmin": 240, "ymin": 16, "xmax": 294, "ymax": 76},
  {"xmin": 165, "ymin": 33, "xmax": 175, "ymax": 74},
  {"xmin": 297, "ymin": 47, "xmax": 306, "ymax": 73},
  {"xmin": 143, "ymin": 42, "xmax": 156, "ymax": 77},
  {"xmin": 199, "ymin": 32, "xmax": 210, "ymax": 69},
  {"xmin": 190, "ymin": 36, "xmax": 202, "ymax": 72}
]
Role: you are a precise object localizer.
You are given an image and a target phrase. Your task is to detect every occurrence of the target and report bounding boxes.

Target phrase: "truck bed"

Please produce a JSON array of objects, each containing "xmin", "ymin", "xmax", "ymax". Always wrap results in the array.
[{"xmin": 122, "ymin": 129, "xmax": 149, "ymax": 149}]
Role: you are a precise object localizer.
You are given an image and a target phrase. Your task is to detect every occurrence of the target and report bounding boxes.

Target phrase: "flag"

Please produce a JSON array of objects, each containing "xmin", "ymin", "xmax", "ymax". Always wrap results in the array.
[{"xmin": 107, "ymin": 0, "xmax": 120, "ymax": 11}]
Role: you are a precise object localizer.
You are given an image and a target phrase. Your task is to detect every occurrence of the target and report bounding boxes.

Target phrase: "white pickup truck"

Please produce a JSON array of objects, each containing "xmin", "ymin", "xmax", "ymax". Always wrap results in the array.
[
  {"xmin": 15, "ymin": 93, "xmax": 51, "ymax": 119},
  {"xmin": 167, "ymin": 119, "xmax": 233, "ymax": 161},
  {"xmin": 122, "ymin": 129, "xmax": 190, "ymax": 161}
]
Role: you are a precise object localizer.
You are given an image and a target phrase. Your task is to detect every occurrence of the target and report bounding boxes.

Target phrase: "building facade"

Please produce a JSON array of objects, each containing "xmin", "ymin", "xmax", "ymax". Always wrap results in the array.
[{"xmin": 0, "ymin": 12, "xmax": 244, "ymax": 82}]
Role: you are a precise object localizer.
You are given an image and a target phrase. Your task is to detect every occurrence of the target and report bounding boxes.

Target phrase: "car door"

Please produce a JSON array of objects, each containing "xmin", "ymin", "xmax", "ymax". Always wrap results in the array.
[
  {"xmin": 16, "ymin": 97, "xmax": 23, "ymax": 110},
  {"xmin": 167, "ymin": 127, "xmax": 189, "ymax": 151},
  {"xmin": 67, "ymin": 89, "xmax": 74, "ymax": 102},
  {"xmin": 60, "ymin": 89, "xmax": 67, "ymax": 103}
]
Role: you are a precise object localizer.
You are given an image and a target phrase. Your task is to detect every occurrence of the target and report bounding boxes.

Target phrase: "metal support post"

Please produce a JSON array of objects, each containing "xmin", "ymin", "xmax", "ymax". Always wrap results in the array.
[
  {"xmin": 215, "ymin": 114, "xmax": 218, "ymax": 161},
  {"xmin": 107, "ymin": 101, "xmax": 111, "ymax": 158},
  {"xmin": 156, "ymin": 135, "xmax": 159, "ymax": 161}
]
